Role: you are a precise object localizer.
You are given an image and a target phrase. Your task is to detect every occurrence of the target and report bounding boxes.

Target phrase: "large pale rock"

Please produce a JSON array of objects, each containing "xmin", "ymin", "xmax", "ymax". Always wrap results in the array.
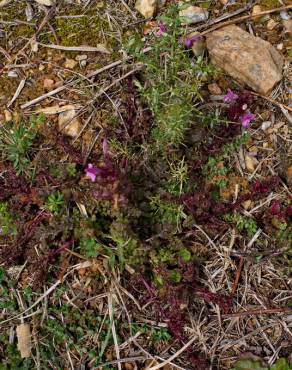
[
  {"xmin": 206, "ymin": 25, "xmax": 283, "ymax": 95},
  {"xmin": 135, "ymin": 0, "xmax": 157, "ymax": 18}
]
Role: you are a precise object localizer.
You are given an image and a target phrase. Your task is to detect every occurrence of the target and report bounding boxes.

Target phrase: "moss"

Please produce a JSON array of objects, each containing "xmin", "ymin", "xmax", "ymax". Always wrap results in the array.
[
  {"xmin": 260, "ymin": 0, "xmax": 283, "ymax": 9},
  {"xmin": 51, "ymin": 7, "xmax": 118, "ymax": 50}
]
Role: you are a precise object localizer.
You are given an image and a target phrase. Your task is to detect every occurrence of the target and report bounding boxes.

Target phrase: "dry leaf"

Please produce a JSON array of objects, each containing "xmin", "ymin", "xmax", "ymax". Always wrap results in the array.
[{"xmin": 16, "ymin": 323, "xmax": 32, "ymax": 358}]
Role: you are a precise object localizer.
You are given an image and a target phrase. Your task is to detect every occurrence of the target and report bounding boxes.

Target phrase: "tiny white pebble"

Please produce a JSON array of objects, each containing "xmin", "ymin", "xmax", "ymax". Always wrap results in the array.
[
  {"xmin": 7, "ymin": 70, "xmax": 18, "ymax": 78},
  {"xmin": 280, "ymin": 10, "xmax": 290, "ymax": 21},
  {"xmin": 261, "ymin": 121, "xmax": 272, "ymax": 130}
]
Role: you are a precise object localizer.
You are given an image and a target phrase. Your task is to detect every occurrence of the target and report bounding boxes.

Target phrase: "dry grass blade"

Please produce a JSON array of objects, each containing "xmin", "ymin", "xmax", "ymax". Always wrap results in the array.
[
  {"xmin": 35, "ymin": 42, "xmax": 112, "ymax": 54},
  {"xmin": 16, "ymin": 323, "xmax": 32, "ymax": 358},
  {"xmin": 145, "ymin": 336, "xmax": 197, "ymax": 370},
  {"xmin": 7, "ymin": 78, "xmax": 26, "ymax": 107}
]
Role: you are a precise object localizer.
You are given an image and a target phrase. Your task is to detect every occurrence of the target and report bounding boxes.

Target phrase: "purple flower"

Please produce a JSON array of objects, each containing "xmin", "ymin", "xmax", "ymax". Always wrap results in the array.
[
  {"xmin": 157, "ymin": 22, "xmax": 167, "ymax": 36},
  {"xmin": 180, "ymin": 34, "xmax": 202, "ymax": 49},
  {"xmin": 223, "ymin": 89, "xmax": 238, "ymax": 103},
  {"xmin": 85, "ymin": 163, "xmax": 101, "ymax": 182},
  {"xmin": 240, "ymin": 111, "xmax": 255, "ymax": 128}
]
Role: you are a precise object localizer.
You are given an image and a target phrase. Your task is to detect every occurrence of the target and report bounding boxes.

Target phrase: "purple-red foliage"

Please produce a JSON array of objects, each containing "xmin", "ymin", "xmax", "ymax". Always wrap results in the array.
[
  {"xmin": 88, "ymin": 141, "xmax": 131, "ymax": 204},
  {"xmin": 109, "ymin": 77, "xmax": 152, "ymax": 145},
  {"xmin": 55, "ymin": 135, "xmax": 84, "ymax": 165},
  {"xmin": 201, "ymin": 122, "xmax": 242, "ymax": 159},
  {"xmin": 195, "ymin": 288, "xmax": 232, "ymax": 313},
  {"xmin": 268, "ymin": 200, "xmax": 292, "ymax": 222},
  {"xmin": 0, "ymin": 166, "xmax": 29, "ymax": 201},
  {"xmin": 225, "ymin": 91, "xmax": 253, "ymax": 122},
  {"xmin": 180, "ymin": 177, "xmax": 280, "ymax": 230},
  {"xmin": 188, "ymin": 352, "xmax": 209, "ymax": 370}
]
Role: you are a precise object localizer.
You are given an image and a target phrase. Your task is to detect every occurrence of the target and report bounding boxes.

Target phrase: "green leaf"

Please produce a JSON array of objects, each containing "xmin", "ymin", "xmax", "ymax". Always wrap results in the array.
[{"xmin": 178, "ymin": 248, "xmax": 191, "ymax": 262}]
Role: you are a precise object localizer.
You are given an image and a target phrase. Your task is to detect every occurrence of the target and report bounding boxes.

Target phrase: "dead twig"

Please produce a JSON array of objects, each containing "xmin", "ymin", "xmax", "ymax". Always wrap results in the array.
[
  {"xmin": 201, "ymin": 5, "xmax": 292, "ymax": 35},
  {"xmin": 221, "ymin": 307, "xmax": 292, "ymax": 318},
  {"xmin": 8, "ymin": 79, "xmax": 26, "ymax": 108},
  {"xmin": 21, "ymin": 60, "xmax": 124, "ymax": 109},
  {"xmin": 249, "ymin": 91, "xmax": 292, "ymax": 113},
  {"xmin": 194, "ymin": 2, "xmax": 254, "ymax": 31},
  {"xmin": 231, "ymin": 229, "xmax": 262, "ymax": 297}
]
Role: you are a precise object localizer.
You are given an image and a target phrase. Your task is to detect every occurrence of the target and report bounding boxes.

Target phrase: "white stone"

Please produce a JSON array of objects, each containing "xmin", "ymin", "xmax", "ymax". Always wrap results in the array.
[{"xmin": 261, "ymin": 121, "xmax": 272, "ymax": 130}]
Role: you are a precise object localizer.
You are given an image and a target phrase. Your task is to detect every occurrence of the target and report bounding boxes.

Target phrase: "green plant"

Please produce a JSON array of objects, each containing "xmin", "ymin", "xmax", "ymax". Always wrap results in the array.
[
  {"xmin": 66, "ymin": 163, "xmax": 77, "ymax": 178},
  {"xmin": 224, "ymin": 213, "xmax": 258, "ymax": 237},
  {"xmin": 151, "ymin": 327, "xmax": 171, "ymax": 342},
  {"xmin": 203, "ymin": 132, "xmax": 250, "ymax": 181},
  {"xmin": 126, "ymin": 4, "xmax": 213, "ymax": 149},
  {"xmin": 79, "ymin": 236, "xmax": 101, "ymax": 258},
  {"xmin": 232, "ymin": 358, "xmax": 291, "ymax": 370},
  {"xmin": 150, "ymin": 195, "xmax": 186, "ymax": 231},
  {"xmin": 0, "ymin": 114, "xmax": 45, "ymax": 175},
  {"xmin": 167, "ymin": 157, "xmax": 189, "ymax": 196},
  {"xmin": 0, "ymin": 202, "xmax": 17, "ymax": 236},
  {"xmin": 44, "ymin": 191, "xmax": 65, "ymax": 215}
]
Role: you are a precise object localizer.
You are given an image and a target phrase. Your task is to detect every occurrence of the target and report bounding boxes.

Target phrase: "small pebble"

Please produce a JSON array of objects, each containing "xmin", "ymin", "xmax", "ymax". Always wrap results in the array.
[
  {"xmin": 64, "ymin": 58, "xmax": 78, "ymax": 69},
  {"xmin": 261, "ymin": 121, "xmax": 272, "ymax": 130},
  {"xmin": 245, "ymin": 154, "xmax": 256, "ymax": 173},
  {"xmin": 75, "ymin": 54, "xmax": 88, "ymax": 61},
  {"xmin": 43, "ymin": 78, "xmax": 55, "ymax": 90},
  {"xmin": 276, "ymin": 43, "xmax": 283, "ymax": 50},
  {"xmin": 7, "ymin": 70, "xmax": 18, "ymax": 78},
  {"xmin": 4, "ymin": 109, "xmax": 12, "ymax": 122},
  {"xmin": 267, "ymin": 19, "xmax": 277, "ymax": 30},
  {"xmin": 280, "ymin": 10, "xmax": 290, "ymax": 21},
  {"xmin": 208, "ymin": 83, "xmax": 222, "ymax": 95},
  {"xmin": 39, "ymin": 64, "xmax": 45, "ymax": 71}
]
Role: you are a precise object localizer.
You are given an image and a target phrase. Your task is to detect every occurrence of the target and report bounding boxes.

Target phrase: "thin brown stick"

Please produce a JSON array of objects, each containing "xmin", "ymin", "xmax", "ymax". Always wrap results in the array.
[
  {"xmin": 231, "ymin": 256, "xmax": 244, "ymax": 297},
  {"xmin": 249, "ymin": 91, "xmax": 292, "ymax": 113},
  {"xmin": 222, "ymin": 307, "xmax": 292, "ymax": 318},
  {"xmin": 20, "ymin": 60, "xmax": 123, "ymax": 109},
  {"xmin": 201, "ymin": 5, "xmax": 292, "ymax": 35},
  {"xmin": 231, "ymin": 229, "xmax": 261, "ymax": 297}
]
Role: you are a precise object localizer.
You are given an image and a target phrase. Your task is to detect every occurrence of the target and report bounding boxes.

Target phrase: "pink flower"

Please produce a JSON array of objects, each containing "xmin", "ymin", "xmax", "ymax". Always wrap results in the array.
[
  {"xmin": 223, "ymin": 89, "xmax": 238, "ymax": 103},
  {"xmin": 240, "ymin": 111, "xmax": 255, "ymax": 128},
  {"xmin": 85, "ymin": 163, "xmax": 101, "ymax": 182},
  {"xmin": 157, "ymin": 22, "xmax": 167, "ymax": 36}
]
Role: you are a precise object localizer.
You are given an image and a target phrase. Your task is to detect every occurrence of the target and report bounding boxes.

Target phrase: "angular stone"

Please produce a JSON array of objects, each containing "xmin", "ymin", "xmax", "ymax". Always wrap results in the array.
[
  {"xmin": 206, "ymin": 25, "xmax": 284, "ymax": 94},
  {"xmin": 135, "ymin": 0, "xmax": 157, "ymax": 19},
  {"xmin": 179, "ymin": 5, "xmax": 209, "ymax": 25}
]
